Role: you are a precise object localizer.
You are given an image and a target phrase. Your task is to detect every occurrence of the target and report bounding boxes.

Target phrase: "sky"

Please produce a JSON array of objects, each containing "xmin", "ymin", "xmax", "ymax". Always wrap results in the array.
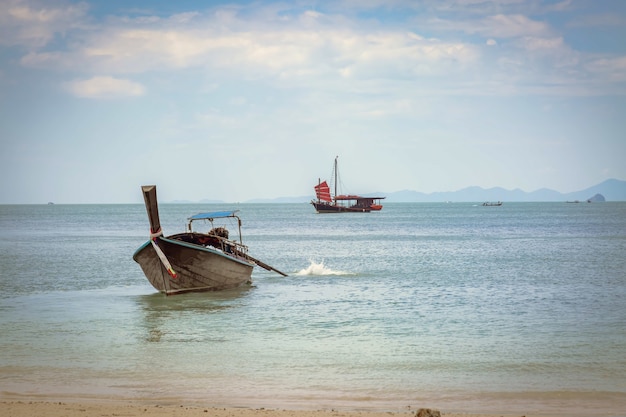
[{"xmin": 1, "ymin": 0, "xmax": 625, "ymax": 204}]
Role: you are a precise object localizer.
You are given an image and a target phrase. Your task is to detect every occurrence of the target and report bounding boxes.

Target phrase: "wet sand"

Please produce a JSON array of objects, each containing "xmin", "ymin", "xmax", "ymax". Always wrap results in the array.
[{"xmin": 0, "ymin": 400, "xmax": 573, "ymax": 417}]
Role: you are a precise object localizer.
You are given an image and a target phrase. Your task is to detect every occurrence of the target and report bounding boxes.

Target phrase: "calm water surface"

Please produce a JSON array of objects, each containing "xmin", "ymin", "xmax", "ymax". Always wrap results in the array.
[{"xmin": 0, "ymin": 202, "xmax": 625, "ymax": 416}]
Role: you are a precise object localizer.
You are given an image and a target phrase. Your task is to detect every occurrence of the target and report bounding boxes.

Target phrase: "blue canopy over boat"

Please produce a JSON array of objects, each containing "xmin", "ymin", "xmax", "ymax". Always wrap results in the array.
[{"xmin": 188, "ymin": 210, "xmax": 239, "ymax": 221}]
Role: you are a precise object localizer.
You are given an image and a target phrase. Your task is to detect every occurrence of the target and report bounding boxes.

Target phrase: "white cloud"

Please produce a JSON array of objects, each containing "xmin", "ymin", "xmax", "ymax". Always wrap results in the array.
[
  {"xmin": 471, "ymin": 14, "xmax": 552, "ymax": 38},
  {"xmin": 515, "ymin": 35, "xmax": 576, "ymax": 65},
  {"xmin": 18, "ymin": 17, "xmax": 480, "ymax": 87},
  {"xmin": 421, "ymin": 13, "xmax": 552, "ymax": 39},
  {"xmin": 519, "ymin": 36, "xmax": 564, "ymax": 51},
  {"xmin": 585, "ymin": 56, "xmax": 626, "ymax": 82},
  {"xmin": 0, "ymin": 0, "xmax": 88, "ymax": 48},
  {"xmin": 5, "ymin": 1, "xmax": 626, "ymax": 100},
  {"xmin": 63, "ymin": 76, "xmax": 145, "ymax": 99}
]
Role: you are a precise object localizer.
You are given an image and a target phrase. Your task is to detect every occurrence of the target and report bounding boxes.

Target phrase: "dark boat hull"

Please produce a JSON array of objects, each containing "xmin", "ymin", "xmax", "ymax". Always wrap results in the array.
[
  {"xmin": 133, "ymin": 237, "xmax": 254, "ymax": 295},
  {"xmin": 311, "ymin": 201, "xmax": 374, "ymax": 213}
]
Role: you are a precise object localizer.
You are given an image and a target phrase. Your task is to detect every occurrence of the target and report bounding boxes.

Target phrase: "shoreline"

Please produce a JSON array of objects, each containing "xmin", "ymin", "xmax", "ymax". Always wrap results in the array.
[
  {"xmin": 3, "ymin": 392, "xmax": 624, "ymax": 417},
  {"xmin": 0, "ymin": 400, "xmax": 568, "ymax": 417}
]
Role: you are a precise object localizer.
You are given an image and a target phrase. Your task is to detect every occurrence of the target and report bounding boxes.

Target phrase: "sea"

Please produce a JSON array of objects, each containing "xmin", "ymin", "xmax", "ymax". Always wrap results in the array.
[{"xmin": 0, "ymin": 202, "xmax": 625, "ymax": 416}]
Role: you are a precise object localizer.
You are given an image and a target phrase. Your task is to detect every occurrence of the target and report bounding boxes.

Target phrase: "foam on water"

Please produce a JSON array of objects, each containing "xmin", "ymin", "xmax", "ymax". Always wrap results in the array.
[{"xmin": 295, "ymin": 260, "xmax": 354, "ymax": 276}]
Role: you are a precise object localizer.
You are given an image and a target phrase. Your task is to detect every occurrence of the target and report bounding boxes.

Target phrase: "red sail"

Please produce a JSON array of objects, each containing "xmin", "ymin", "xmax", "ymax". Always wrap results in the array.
[{"xmin": 314, "ymin": 181, "xmax": 332, "ymax": 202}]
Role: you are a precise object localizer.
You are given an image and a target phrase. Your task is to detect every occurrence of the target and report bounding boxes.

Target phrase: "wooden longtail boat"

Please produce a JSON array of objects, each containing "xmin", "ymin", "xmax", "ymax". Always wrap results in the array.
[
  {"xmin": 311, "ymin": 156, "xmax": 385, "ymax": 213},
  {"xmin": 133, "ymin": 185, "xmax": 286, "ymax": 295}
]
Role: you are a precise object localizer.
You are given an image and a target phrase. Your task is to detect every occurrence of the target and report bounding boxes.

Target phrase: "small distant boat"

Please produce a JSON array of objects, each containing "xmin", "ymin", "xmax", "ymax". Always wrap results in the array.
[
  {"xmin": 482, "ymin": 201, "xmax": 502, "ymax": 206},
  {"xmin": 311, "ymin": 156, "xmax": 385, "ymax": 213},
  {"xmin": 133, "ymin": 185, "xmax": 286, "ymax": 295}
]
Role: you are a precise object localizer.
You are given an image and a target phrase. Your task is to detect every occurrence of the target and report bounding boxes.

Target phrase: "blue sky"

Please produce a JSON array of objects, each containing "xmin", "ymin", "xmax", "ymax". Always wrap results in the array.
[{"xmin": 1, "ymin": 0, "xmax": 625, "ymax": 203}]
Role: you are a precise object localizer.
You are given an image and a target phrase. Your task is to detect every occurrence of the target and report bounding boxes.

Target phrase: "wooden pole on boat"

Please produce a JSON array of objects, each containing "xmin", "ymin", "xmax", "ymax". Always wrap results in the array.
[
  {"xmin": 142, "ymin": 185, "xmax": 161, "ymax": 235},
  {"xmin": 240, "ymin": 252, "xmax": 288, "ymax": 277},
  {"xmin": 141, "ymin": 185, "xmax": 177, "ymax": 279}
]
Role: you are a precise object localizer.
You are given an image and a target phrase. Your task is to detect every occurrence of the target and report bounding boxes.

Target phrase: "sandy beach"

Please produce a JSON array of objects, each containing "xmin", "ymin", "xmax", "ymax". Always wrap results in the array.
[{"xmin": 1, "ymin": 400, "xmax": 567, "ymax": 417}]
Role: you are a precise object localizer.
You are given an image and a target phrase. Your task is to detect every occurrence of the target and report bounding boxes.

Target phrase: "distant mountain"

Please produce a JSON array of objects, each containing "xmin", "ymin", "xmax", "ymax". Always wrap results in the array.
[
  {"xmin": 169, "ymin": 179, "xmax": 626, "ymax": 203},
  {"xmin": 384, "ymin": 186, "xmax": 564, "ymax": 202},
  {"xmin": 563, "ymin": 178, "xmax": 626, "ymax": 202},
  {"xmin": 384, "ymin": 179, "xmax": 626, "ymax": 202}
]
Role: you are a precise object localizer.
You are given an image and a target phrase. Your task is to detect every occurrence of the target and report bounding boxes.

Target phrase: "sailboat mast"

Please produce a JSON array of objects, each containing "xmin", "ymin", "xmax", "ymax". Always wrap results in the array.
[
  {"xmin": 318, "ymin": 178, "xmax": 321, "ymax": 203},
  {"xmin": 334, "ymin": 156, "xmax": 338, "ymax": 200}
]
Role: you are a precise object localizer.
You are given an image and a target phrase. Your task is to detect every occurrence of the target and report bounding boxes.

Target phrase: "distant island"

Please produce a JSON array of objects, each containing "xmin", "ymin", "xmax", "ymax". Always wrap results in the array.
[
  {"xmin": 566, "ymin": 193, "xmax": 606, "ymax": 203},
  {"xmin": 170, "ymin": 178, "xmax": 626, "ymax": 204}
]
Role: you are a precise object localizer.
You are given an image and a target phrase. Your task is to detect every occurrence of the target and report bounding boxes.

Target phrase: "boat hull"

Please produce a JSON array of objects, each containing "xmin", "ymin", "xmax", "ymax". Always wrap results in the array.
[
  {"xmin": 311, "ymin": 201, "xmax": 373, "ymax": 213},
  {"xmin": 133, "ymin": 237, "xmax": 254, "ymax": 295}
]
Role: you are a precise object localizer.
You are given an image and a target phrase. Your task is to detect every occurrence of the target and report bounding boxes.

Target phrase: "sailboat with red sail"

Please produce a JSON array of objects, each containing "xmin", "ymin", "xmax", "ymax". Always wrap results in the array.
[{"xmin": 311, "ymin": 156, "xmax": 385, "ymax": 213}]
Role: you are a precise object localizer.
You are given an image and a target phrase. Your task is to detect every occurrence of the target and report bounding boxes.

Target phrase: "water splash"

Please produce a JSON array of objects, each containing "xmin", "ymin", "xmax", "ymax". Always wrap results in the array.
[{"xmin": 295, "ymin": 260, "xmax": 352, "ymax": 276}]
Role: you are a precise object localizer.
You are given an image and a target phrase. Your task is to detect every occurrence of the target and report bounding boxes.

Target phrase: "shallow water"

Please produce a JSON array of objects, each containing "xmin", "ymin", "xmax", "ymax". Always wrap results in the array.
[{"xmin": 1, "ymin": 202, "xmax": 625, "ymax": 415}]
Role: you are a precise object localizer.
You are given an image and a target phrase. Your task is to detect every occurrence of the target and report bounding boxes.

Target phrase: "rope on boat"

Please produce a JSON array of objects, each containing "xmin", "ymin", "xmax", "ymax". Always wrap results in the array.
[{"xmin": 149, "ymin": 228, "xmax": 177, "ymax": 279}]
